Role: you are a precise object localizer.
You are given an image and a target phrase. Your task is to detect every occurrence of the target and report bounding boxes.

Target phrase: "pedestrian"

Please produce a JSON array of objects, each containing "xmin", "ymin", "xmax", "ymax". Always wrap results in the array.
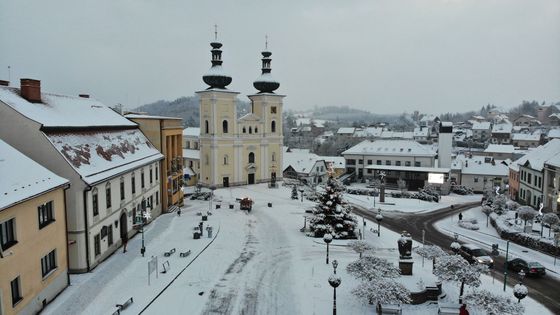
[
  {"xmin": 458, "ymin": 212, "xmax": 463, "ymax": 221},
  {"xmin": 122, "ymin": 233, "xmax": 128, "ymax": 253},
  {"xmin": 459, "ymin": 304, "xmax": 469, "ymax": 315},
  {"xmin": 177, "ymin": 208, "xmax": 181, "ymax": 216}
]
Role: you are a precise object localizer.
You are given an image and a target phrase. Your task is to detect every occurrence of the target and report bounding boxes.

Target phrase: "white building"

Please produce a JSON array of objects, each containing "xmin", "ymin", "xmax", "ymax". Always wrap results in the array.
[
  {"xmin": 544, "ymin": 155, "xmax": 560, "ymax": 212},
  {"xmin": 282, "ymin": 148, "xmax": 328, "ymax": 185},
  {"xmin": 0, "ymin": 79, "xmax": 163, "ymax": 273},
  {"xmin": 472, "ymin": 121, "xmax": 492, "ymax": 142},
  {"xmin": 450, "ymin": 154, "xmax": 509, "ymax": 193}
]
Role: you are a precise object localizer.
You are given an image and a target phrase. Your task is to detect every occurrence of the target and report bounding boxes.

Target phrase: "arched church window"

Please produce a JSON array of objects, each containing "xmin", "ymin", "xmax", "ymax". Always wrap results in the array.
[
  {"xmin": 249, "ymin": 152, "xmax": 255, "ymax": 163},
  {"xmin": 255, "ymin": 127, "xmax": 258, "ymax": 133},
  {"xmin": 249, "ymin": 127, "xmax": 252, "ymax": 134},
  {"xmin": 222, "ymin": 120, "xmax": 228, "ymax": 134},
  {"xmin": 272, "ymin": 152, "xmax": 276, "ymax": 162},
  {"xmin": 271, "ymin": 121, "xmax": 276, "ymax": 133},
  {"xmin": 205, "ymin": 120, "xmax": 209, "ymax": 134},
  {"xmin": 224, "ymin": 155, "xmax": 229, "ymax": 165},
  {"xmin": 243, "ymin": 127, "xmax": 246, "ymax": 133}
]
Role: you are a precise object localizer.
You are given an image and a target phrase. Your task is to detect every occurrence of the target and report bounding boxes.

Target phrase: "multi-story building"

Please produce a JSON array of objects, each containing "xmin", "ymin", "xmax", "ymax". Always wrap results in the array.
[
  {"xmin": 125, "ymin": 114, "xmax": 184, "ymax": 211},
  {"xmin": 182, "ymin": 127, "xmax": 201, "ymax": 186},
  {"xmin": 0, "ymin": 140, "xmax": 69, "ymax": 315},
  {"xmin": 450, "ymin": 154, "xmax": 509, "ymax": 193},
  {"xmin": 472, "ymin": 121, "xmax": 492, "ymax": 142},
  {"xmin": 512, "ymin": 132, "xmax": 543, "ymax": 149},
  {"xmin": 514, "ymin": 139, "xmax": 560, "ymax": 209},
  {"xmin": 490, "ymin": 122, "xmax": 512, "ymax": 144},
  {"xmin": 282, "ymin": 148, "xmax": 328, "ymax": 185},
  {"xmin": 0, "ymin": 79, "xmax": 163, "ymax": 273},
  {"xmin": 544, "ymin": 155, "xmax": 560, "ymax": 212},
  {"xmin": 508, "ymin": 162, "xmax": 520, "ymax": 201},
  {"xmin": 197, "ymin": 39, "xmax": 283, "ymax": 187}
]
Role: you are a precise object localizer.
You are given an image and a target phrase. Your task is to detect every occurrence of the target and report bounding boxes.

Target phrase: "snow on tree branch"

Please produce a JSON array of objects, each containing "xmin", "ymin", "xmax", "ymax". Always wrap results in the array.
[
  {"xmin": 351, "ymin": 279, "xmax": 411, "ymax": 305},
  {"xmin": 414, "ymin": 245, "xmax": 447, "ymax": 259},
  {"xmin": 433, "ymin": 255, "xmax": 485, "ymax": 288},
  {"xmin": 348, "ymin": 240, "xmax": 374, "ymax": 258},
  {"xmin": 464, "ymin": 289, "xmax": 524, "ymax": 315},
  {"xmin": 346, "ymin": 255, "xmax": 401, "ymax": 281}
]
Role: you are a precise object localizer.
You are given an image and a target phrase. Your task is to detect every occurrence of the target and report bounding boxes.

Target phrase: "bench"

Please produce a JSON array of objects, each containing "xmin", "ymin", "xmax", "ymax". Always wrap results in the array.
[
  {"xmin": 180, "ymin": 250, "xmax": 192, "ymax": 258},
  {"xmin": 164, "ymin": 248, "xmax": 176, "ymax": 257},
  {"xmin": 112, "ymin": 297, "xmax": 134, "ymax": 314},
  {"xmin": 161, "ymin": 261, "xmax": 170, "ymax": 273}
]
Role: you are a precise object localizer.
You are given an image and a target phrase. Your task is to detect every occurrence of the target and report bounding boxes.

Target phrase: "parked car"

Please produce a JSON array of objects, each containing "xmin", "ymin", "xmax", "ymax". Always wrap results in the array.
[
  {"xmin": 507, "ymin": 258, "xmax": 546, "ymax": 277},
  {"xmin": 459, "ymin": 244, "xmax": 494, "ymax": 268}
]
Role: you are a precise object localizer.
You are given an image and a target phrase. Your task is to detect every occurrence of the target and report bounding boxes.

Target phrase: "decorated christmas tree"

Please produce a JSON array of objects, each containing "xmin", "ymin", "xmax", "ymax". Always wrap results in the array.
[{"xmin": 308, "ymin": 164, "xmax": 357, "ymax": 239}]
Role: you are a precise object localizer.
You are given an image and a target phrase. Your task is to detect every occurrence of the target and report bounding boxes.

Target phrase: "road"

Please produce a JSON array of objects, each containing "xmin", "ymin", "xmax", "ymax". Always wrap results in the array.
[{"xmin": 352, "ymin": 202, "xmax": 560, "ymax": 314}]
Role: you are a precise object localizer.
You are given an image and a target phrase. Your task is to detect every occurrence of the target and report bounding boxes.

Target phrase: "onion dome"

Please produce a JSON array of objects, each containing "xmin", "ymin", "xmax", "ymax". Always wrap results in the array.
[
  {"xmin": 202, "ymin": 41, "xmax": 232, "ymax": 89},
  {"xmin": 253, "ymin": 49, "xmax": 280, "ymax": 93}
]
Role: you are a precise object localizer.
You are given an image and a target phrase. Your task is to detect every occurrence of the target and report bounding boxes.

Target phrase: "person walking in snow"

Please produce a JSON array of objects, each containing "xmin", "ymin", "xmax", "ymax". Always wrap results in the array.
[
  {"xmin": 459, "ymin": 304, "xmax": 469, "ymax": 315},
  {"xmin": 458, "ymin": 212, "xmax": 463, "ymax": 222},
  {"xmin": 122, "ymin": 232, "xmax": 128, "ymax": 253}
]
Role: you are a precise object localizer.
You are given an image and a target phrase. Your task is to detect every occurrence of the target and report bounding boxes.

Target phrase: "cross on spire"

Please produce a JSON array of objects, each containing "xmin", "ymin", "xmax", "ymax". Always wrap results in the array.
[{"xmin": 214, "ymin": 24, "xmax": 218, "ymax": 41}]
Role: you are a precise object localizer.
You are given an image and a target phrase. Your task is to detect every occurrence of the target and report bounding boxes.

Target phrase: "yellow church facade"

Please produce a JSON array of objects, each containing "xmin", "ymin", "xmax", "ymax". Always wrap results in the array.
[{"xmin": 197, "ymin": 39, "xmax": 284, "ymax": 188}]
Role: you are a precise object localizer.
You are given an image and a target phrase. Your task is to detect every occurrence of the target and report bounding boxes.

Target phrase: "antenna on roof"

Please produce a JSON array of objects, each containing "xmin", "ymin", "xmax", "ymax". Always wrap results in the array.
[
  {"xmin": 7, "ymin": 65, "xmax": 10, "ymax": 83},
  {"xmin": 214, "ymin": 24, "xmax": 218, "ymax": 41}
]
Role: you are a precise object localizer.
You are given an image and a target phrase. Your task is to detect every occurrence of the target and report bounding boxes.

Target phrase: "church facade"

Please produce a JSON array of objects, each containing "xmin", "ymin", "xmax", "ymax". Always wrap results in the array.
[{"xmin": 197, "ymin": 39, "xmax": 284, "ymax": 188}]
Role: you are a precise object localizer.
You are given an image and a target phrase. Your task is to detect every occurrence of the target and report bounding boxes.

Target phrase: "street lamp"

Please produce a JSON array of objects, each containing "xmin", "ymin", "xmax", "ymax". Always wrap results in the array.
[
  {"xmin": 513, "ymin": 270, "xmax": 528, "ymax": 303},
  {"xmin": 328, "ymin": 274, "xmax": 341, "ymax": 315},
  {"xmin": 375, "ymin": 208, "xmax": 383, "ymax": 237},
  {"xmin": 323, "ymin": 233, "xmax": 333, "ymax": 264},
  {"xmin": 332, "ymin": 259, "xmax": 338, "ymax": 274},
  {"xmin": 209, "ymin": 185, "xmax": 216, "ymax": 211},
  {"xmin": 451, "ymin": 233, "xmax": 460, "ymax": 254},
  {"xmin": 141, "ymin": 198, "xmax": 146, "ymax": 257},
  {"xmin": 299, "ymin": 186, "xmax": 304, "ymax": 203}
]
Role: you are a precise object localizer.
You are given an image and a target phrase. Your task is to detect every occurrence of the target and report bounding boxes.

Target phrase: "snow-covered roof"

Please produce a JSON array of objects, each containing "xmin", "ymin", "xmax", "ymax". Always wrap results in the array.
[
  {"xmin": 0, "ymin": 86, "xmax": 136, "ymax": 128},
  {"xmin": 491, "ymin": 122, "xmax": 512, "ymax": 134},
  {"xmin": 46, "ymin": 129, "xmax": 163, "ymax": 185},
  {"xmin": 295, "ymin": 118, "xmax": 326, "ymax": 128},
  {"xmin": 183, "ymin": 167, "xmax": 196, "ymax": 176},
  {"xmin": 0, "ymin": 139, "xmax": 69, "ymax": 211},
  {"xmin": 512, "ymin": 139, "xmax": 560, "ymax": 171},
  {"xmin": 545, "ymin": 154, "xmax": 560, "ymax": 168},
  {"xmin": 283, "ymin": 148, "xmax": 325, "ymax": 174},
  {"xmin": 365, "ymin": 165, "xmax": 449, "ymax": 173},
  {"xmin": 451, "ymin": 154, "xmax": 509, "ymax": 176},
  {"xmin": 472, "ymin": 122, "xmax": 491, "ymax": 130},
  {"xmin": 337, "ymin": 127, "xmax": 355, "ymax": 135},
  {"xmin": 182, "ymin": 149, "xmax": 200, "ymax": 160},
  {"xmin": 484, "ymin": 144, "xmax": 515, "ymax": 154},
  {"xmin": 342, "ymin": 140, "xmax": 436, "ymax": 157},
  {"xmin": 413, "ymin": 127, "xmax": 429, "ymax": 137},
  {"xmin": 238, "ymin": 113, "xmax": 261, "ymax": 122},
  {"xmin": 547, "ymin": 129, "xmax": 560, "ymax": 139},
  {"xmin": 322, "ymin": 156, "xmax": 345, "ymax": 168},
  {"xmin": 125, "ymin": 114, "xmax": 182, "ymax": 120},
  {"xmin": 182, "ymin": 127, "xmax": 200, "ymax": 137},
  {"xmin": 512, "ymin": 132, "xmax": 541, "ymax": 141}
]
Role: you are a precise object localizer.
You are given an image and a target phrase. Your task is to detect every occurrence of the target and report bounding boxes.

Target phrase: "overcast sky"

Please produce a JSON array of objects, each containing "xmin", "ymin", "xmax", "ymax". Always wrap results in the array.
[{"xmin": 1, "ymin": 0, "xmax": 559, "ymax": 114}]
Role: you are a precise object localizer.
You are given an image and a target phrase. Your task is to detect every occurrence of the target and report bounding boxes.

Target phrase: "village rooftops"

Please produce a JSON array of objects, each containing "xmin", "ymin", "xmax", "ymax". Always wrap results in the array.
[
  {"xmin": 0, "ymin": 139, "xmax": 69, "ymax": 211},
  {"xmin": 183, "ymin": 127, "xmax": 201, "ymax": 137},
  {"xmin": 451, "ymin": 154, "xmax": 509, "ymax": 176},
  {"xmin": 547, "ymin": 129, "xmax": 560, "ymax": 139},
  {"xmin": 365, "ymin": 164, "xmax": 449, "ymax": 174},
  {"xmin": 512, "ymin": 132, "xmax": 541, "ymax": 141},
  {"xmin": 484, "ymin": 144, "xmax": 515, "ymax": 154},
  {"xmin": 491, "ymin": 122, "xmax": 513, "ymax": 133},
  {"xmin": 283, "ymin": 148, "xmax": 324, "ymax": 174},
  {"xmin": 337, "ymin": 127, "xmax": 355, "ymax": 135},
  {"xmin": 125, "ymin": 113, "xmax": 182, "ymax": 120},
  {"xmin": 472, "ymin": 121, "xmax": 492, "ymax": 130},
  {"xmin": 0, "ymin": 86, "xmax": 136, "ymax": 129},
  {"xmin": 512, "ymin": 139, "xmax": 560, "ymax": 171},
  {"xmin": 183, "ymin": 149, "xmax": 200, "ymax": 160},
  {"xmin": 342, "ymin": 140, "xmax": 436, "ymax": 157}
]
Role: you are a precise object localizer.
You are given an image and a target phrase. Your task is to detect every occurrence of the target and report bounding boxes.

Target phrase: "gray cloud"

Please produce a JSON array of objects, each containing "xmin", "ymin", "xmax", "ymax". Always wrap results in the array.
[{"xmin": 1, "ymin": 0, "xmax": 559, "ymax": 114}]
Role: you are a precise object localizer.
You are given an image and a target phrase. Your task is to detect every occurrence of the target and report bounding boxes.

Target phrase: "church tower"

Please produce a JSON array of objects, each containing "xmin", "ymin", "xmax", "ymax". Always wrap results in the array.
[
  {"xmin": 197, "ymin": 30, "xmax": 239, "ymax": 187},
  {"xmin": 248, "ymin": 40, "xmax": 284, "ymax": 184}
]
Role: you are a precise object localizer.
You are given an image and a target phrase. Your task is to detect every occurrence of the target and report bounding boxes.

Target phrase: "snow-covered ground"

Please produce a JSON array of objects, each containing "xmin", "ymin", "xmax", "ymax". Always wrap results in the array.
[
  {"xmin": 44, "ymin": 184, "xmax": 550, "ymax": 314},
  {"xmin": 344, "ymin": 192, "xmax": 481, "ymax": 214},
  {"xmin": 435, "ymin": 206, "xmax": 560, "ymax": 278}
]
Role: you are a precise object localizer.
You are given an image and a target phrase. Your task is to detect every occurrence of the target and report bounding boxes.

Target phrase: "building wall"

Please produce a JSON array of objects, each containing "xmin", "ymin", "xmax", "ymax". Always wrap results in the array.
[
  {"xmin": 543, "ymin": 164, "xmax": 559, "ymax": 212},
  {"xmin": 460, "ymin": 174, "xmax": 507, "ymax": 193},
  {"xmin": 509, "ymin": 169, "xmax": 520, "ymax": 201},
  {"xmin": 344, "ymin": 154, "xmax": 435, "ymax": 178},
  {"xmin": 0, "ymin": 188, "xmax": 68, "ymax": 315},
  {"xmin": 519, "ymin": 166, "xmax": 544, "ymax": 208}
]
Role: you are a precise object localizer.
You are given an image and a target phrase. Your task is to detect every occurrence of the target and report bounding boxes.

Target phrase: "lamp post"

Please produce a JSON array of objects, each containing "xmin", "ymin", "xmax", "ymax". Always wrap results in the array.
[
  {"xmin": 209, "ymin": 185, "xmax": 216, "ymax": 211},
  {"xmin": 323, "ymin": 233, "xmax": 333, "ymax": 264},
  {"xmin": 299, "ymin": 186, "xmax": 304, "ymax": 203},
  {"xmin": 513, "ymin": 270, "xmax": 528, "ymax": 303},
  {"xmin": 328, "ymin": 274, "xmax": 341, "ymax": 315},
  {"xmin": 451, "ymin": 233, "xmax": 460, "ymax": 255},
  {"xmin": 332, "ymin": 259, "xmax": 338, "ymax": 274},
  {"xmin": 375, "ymin": 209, "xmax": 383, "ymax": 237},
  {"xmin": 141, "ymin": 198, "xmax": 146, "ymax": 257}
]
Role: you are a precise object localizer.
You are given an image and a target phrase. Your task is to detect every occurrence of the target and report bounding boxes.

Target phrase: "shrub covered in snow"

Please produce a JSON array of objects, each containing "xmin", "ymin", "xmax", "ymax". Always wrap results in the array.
[
  {"xmin": 348, "ymin": 240, "xmax": 374, "ymax": 258},
  {"xmin": 451, "ymin": 185, "xmax": 473, "ymax": 195},
  {"xmin": 542, "ymin": 213, "xmax": 560, "ymax": 237},
  {"xmin": 307, "ymin": 176, "xmax": 357, "ymax": 239},
  {"xmin": 458, "ymin": 218, "xmax": 480, "ymax": 230},
  {"xmin": 433, "ymin": 255, "xmax": 486, "ymax": 302},
  {"xmin": 346, "ymin": 255, "xmax": 401, "ymax": 281},
  {"xmin": 463, "ymin": 289, "xmax": 524, "ymax": 315},
  {"xmin": 351, "ymin": 279, "xmax": 411, "ymax": 306},
  {"xmin": 291, "ymin": 185, "xmax": 299, "ymax": 200},
  {"xmin": 414, "ymin": 245, "xmax": 447, "ymax": 269}
]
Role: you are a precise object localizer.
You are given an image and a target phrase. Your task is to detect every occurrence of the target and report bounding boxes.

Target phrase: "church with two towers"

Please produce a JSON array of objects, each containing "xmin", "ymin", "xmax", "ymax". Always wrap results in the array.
[{"xmin": 197, "ymin": 36, "xmax": 284, "ymax": 188}]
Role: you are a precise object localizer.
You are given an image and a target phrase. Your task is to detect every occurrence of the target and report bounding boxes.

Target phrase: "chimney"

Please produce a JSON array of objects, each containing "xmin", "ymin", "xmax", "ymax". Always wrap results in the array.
[
  {"xmin": 0, "ymin": 80, "xmax": 9, "ymax": 86},
  {"xmin": 79, "ymin": 94, "xmax": 90, "ymax": 98},
  {"xmin": 20, "ymin": 78, "xmax": 41, "ymax": 103}
]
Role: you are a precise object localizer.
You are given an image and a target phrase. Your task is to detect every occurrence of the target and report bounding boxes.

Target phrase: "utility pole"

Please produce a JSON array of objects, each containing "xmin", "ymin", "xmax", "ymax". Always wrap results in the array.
[{"xmin": 503, "ymin": 240, "xmax": 510, "ymax": 291}]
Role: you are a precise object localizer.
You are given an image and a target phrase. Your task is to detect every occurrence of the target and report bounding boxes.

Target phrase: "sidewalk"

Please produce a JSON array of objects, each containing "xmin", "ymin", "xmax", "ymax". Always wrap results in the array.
[{"xmin": 435, "ymin": 206, "xmax": 560, "ymax": 277}]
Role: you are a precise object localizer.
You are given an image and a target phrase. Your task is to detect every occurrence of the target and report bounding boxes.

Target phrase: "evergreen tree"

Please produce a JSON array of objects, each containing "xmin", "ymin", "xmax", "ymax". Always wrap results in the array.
[
  {"xmin": 291, "ymin": 185, "xmax": 299, "ymax": 200},
  {"xmin": 308, "ymin": 176, "xmax": 357, "ymax": 239}
]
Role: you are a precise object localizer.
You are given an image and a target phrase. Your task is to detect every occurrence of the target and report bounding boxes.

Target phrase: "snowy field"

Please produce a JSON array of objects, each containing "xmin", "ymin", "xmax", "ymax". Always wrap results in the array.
[
  {"xmin": 344, "ymin": 192, "xmax": 481, "ymax": 214},
  {"xmin": 44, "ymin": 183, "xmax": 550, "ymax": 314},
  {"xmin": 435, "ymin": 206, "xmax": 560, "ymax": 278}
]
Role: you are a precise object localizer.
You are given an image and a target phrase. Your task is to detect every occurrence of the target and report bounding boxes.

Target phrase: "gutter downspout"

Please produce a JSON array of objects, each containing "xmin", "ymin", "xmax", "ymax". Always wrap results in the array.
[
  {"xmin": 62, "ymin": 184, "xmax": 71, "ymax": 285},
  {"xmin": 83, "ymin": 187, "xmax": 92, "ymax": 272}
]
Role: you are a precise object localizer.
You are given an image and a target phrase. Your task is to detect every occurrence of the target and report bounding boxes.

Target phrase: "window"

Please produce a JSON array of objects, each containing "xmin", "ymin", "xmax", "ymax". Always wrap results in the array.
[
  {"xmin": 414, "ymin": 161, "xmax": 421, "ymax": 167},
  {"xmin": 223, "ymin": 120, "xmax": 228, "ymax": 133},
  {"xmin": 120, "ymin": 177, "xmax": 125, "ymax": 201},
  {"xmin": 243, "ymin": 127, "xmax": 246, "ymax": 133},
  {"xmin": 38, "ymin": 201, "xmax": 55, "ymax": 229},
  {"xmin": 1, "ymin": 218, "xmax": 17, "ymax": 250},
  {"xmin": 106, "ymin": 183, "xmax": 112, "ymax": 209},
  {"xmin": 396, "ymin": 161, "xmax": 401, "ymax": 166},
  {"xmin": 41, "ymin": 249, "xmax": 57, "ymax": 277},
  {"xmin": 347, "ymin": 159, "xmax": 356, "ymax": 165},
  {"xmin": 249, "ymin": 152, "xmax": 255, "ymax": 163},
  {"xmin": 272, "ymin": 152, "xmax": 276, "ymax": 162},
  {"xmin": 108, "ymin": 225, "xmax": 113, "ymax": 246},
  {"xmin": 141, "ymin": 170, "xmax": 145, "ymax": 189},
  {"xmin": 205, "ymin": 154, "xmax": 209, "ymax": 165},
  {"xmin": 367, "ymin": 160, "xmax": 372, "ymax": 165},
  {"xmin": 155, "ymin": 166, "xmax": 159, "ymax": 181},
  {"xmin": 92, "ymin": 188, "xmax": 99, "ymax": 216},
  {"xmin": 186, "ymin": 142, "xmax": 190, "ymax": 149},
  {"xmin": 156, "ymin": 191, "xmax": 159, "ymax": 205},
  {"xmin": 385, "ymin": 160, "xmax": 391, "ymax": 166},
  {"xmin": 150, "ymin": 167, "xmax": 153, "ymax": 184},
  {"xmin": 377, "ymin": 160, "xmax": 382, "ymax": 165},
  {"xmin": 271, "ymin": 106, "xmax": 277, "ymax": 114},
  {"xmin": 255, "ymin": 127, "xmax": 258, "ymax": 133},
  {"xmin": 405, "ymin": 161, "xmax": 411, "ymax": 167},
  {"xmin": 94, "ymin": 234, "xmax": 101, "ymax": 256},
  {"xmin": 358, "ymin": 160, "xmax": 363, "ymax": 165},
  {"xmin": 205, "ymin": 120, "xmax": 209, "ymax": 134},
  {"xmin": 11, "ymin": 276, "xmax": 22, "ymax": 306},
  {"xmin": 131, "ymin": 173, "xmax": 136, "ymax": 194},
  {"xmin": 527, "ymin": 173, "xmax": 532, "ymax": 185},
  {"xmin": 224, "ymin": 155, "xmax": 229, "ymax": 165},
  {"xmin": 474, "ymin": 177, "xmax": 479, "ymax": 183},
  {"xmin": 249, "ymin": 127, "xmax": 252, "ymax": 134},
  {"xmin": 189, "ymin": 161, "xmax": 193, "ymax": 168},
  {"xmin": 271, "ymin": 121, "xmax": 276, "ymax": 133}
]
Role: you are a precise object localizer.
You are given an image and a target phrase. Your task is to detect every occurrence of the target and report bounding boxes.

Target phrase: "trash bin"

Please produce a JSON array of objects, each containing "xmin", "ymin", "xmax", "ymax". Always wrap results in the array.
[
  {"xmin": 202, "ymin": 215, "xmax": 208, "ymax": 221},
  {"xmin": 216, "ymin": 204, "xmax": 221, "ymax": 209},
  {"xmin": 268, "ymin": 202, "xmax": 272, "ymax": 207},
  {"xmin": 229, "ymin": 204, "xmax": 234, "ymax": 209},
  {"xmin": 193, "ymin": 232, "xmax": 200, "ymax": 239}
]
